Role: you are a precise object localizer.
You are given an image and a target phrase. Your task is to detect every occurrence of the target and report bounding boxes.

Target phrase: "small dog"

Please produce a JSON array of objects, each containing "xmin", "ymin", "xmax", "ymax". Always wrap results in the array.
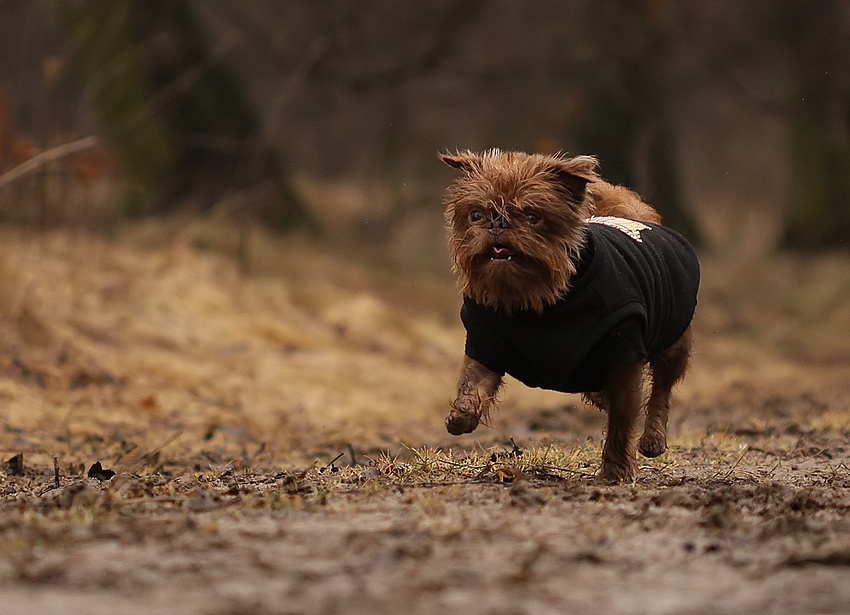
[{"xmin": 440, "ymin": 149, "xmax": 699, "ymax": 482}]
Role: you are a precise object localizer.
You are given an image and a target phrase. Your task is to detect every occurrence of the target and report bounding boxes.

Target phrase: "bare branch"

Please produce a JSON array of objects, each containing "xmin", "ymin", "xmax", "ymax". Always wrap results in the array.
[{"xmin": 0, "ymin": 135, "xmax": 98, "ymax": 189}]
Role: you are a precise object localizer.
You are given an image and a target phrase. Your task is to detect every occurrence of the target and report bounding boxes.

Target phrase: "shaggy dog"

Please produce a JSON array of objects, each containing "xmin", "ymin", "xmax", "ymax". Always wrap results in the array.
[{"xmin": 440, "ymin": 149, "xmax": 699, "ymax": 482}]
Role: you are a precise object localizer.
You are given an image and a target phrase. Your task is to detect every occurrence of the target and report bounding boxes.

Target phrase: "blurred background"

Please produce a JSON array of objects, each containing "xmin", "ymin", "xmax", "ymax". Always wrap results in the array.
[
  {"xmin": 1, "ymin": 1, "xmax": 849, "ymax": 468},
  {"xmin": 2, "ymin": 0, "xmax": 849, "ymax": 258}
]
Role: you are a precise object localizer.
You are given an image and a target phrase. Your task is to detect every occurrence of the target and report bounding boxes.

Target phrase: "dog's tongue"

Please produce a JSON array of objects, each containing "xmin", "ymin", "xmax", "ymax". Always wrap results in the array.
[{"xmin": 491, "ymin": 246, "xmax": 513, "ymax": 260}]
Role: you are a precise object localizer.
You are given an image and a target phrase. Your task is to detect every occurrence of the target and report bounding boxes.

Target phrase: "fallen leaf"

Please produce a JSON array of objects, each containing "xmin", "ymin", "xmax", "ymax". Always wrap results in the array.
[
  {"xmin": 5, "ymin": 453, "xmax": 24, "ymax": 476},
  {"xmin": 87, "ymin": 461, "xmax": 116, "ymax": 481}
]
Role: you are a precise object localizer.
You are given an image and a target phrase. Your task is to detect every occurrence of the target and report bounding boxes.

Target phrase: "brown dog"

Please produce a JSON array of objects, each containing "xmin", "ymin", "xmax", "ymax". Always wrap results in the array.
[{"xmin": 440, "ymin": 149, "xmax": 699, "ymax": 482}]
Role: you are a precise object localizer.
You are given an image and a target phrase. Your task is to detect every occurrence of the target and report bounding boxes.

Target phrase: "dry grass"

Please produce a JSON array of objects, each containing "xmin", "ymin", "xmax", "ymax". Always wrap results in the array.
[{"xmin": 0, "ymin": 221, "xmax": 461, "ymax": 469}]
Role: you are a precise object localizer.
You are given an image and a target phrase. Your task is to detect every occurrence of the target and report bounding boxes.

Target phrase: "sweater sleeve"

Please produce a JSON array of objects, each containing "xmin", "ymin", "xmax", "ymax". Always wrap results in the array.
[
  {"xmin": 464, "ymin": 336, "xmax": 505, "ymax": 376},
  {"xmin": 460, "ymin": 301, "xmax": 507, "ymax": 375}
]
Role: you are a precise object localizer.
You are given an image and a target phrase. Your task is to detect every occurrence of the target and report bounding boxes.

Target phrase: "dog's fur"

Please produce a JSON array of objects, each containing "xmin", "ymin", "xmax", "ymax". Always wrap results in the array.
[{"xmin": 440, "ymin": 149, "xmax": 692, "ymax": 483}]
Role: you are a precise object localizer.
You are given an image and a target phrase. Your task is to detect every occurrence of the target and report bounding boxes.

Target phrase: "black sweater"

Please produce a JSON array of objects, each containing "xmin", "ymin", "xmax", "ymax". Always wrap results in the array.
[{"xmin": 461, "ymin": 217, "xmax": 700, "ymax": 393}]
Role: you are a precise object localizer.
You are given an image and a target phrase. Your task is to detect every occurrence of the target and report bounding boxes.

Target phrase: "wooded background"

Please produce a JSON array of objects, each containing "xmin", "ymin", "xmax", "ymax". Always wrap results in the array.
[{"xmin": 1, "ymin": 0, "xmax": 849, "ymax": 255}]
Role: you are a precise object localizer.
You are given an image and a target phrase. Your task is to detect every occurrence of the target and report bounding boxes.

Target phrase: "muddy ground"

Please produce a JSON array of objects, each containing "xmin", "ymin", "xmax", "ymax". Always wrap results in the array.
[{"xmin": 1, "ymin": 223, "xmax": 849, "ymax": 614}]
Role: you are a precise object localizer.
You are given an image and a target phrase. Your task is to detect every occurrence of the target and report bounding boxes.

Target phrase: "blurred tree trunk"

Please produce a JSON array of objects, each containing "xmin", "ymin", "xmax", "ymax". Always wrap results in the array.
[
  {"xmin": 780, "ymin": 1, "xmax": 850, "ymax": 249},
  {"xmin": 572, "ymin": 0, "xmax": 701, "ymax": 242},
  {"xmin": 51, "ymin": 0, "xmax": 308, "ymax": 228}
]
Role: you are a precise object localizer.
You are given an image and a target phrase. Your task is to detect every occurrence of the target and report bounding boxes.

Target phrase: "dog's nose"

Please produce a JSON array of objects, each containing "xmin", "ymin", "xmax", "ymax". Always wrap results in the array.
[{"xmin": 487, "ymin": 215, "xmax": 509, "ymax": 231}]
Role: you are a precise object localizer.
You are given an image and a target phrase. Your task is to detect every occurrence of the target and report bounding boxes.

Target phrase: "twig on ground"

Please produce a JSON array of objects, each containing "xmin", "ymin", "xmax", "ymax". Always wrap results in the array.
[
  {"xmin": 436, "ymin": 458, "xmax": 488, "ymax": 471},
  {"xmin": 321, "ymin": 453, "xmax": 344, "ymax": 473},
  {"xmin": 718, "ymin": 445, "xmax": 749, "ymax": 479},
  {"xmin": 126, "ymin": 429, "xmax": 185, "ymax": 476}
]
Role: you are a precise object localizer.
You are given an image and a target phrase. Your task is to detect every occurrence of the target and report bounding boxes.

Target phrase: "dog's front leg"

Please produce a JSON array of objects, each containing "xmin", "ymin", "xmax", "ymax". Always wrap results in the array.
[{"xmin": 446, "ymin": 355, "xmax": 503, "ymax": 435}]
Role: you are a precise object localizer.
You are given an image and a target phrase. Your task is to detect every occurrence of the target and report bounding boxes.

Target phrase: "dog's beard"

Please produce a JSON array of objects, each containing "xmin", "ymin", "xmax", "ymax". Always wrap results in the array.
[
  {"xmin": 440, "ymin": 149, "xmax": 599, "ymax": 314},
  {"xmin": 449, "ymin": 218, "xmax": 587, "ymax": 314}
]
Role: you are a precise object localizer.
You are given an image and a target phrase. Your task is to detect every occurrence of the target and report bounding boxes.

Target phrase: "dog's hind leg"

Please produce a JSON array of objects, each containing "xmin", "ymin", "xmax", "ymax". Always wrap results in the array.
[
  {"xmin": 599, "ymin": 361, "xmax": 644, "ymax": 483},
  {"xmin": 639, "ymin": 325, "xmax": 693, "ymax": 458}
]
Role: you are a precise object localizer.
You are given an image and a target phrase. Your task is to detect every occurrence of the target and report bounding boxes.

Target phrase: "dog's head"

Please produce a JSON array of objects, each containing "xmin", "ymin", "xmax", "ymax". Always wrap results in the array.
[{"xmin": 441, "ymin": 149, "xmax": 598, "ymax": 313}]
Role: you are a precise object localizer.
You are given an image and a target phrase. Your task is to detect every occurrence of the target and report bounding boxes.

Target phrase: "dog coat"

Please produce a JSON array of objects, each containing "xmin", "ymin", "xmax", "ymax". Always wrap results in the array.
[{"xmin": 461, "ymin": 217, "xmax": 700, "ymax": 393}]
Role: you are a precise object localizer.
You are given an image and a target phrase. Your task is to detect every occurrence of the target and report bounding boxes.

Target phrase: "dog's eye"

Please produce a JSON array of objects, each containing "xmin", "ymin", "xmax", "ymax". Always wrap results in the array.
[
  {"xmin": 524, "ymin": 212, "xmax": 542, "ymax": 225},
  {"xmin": 469, "ymin": 210, "xmax": 484, "ymax": 223}
]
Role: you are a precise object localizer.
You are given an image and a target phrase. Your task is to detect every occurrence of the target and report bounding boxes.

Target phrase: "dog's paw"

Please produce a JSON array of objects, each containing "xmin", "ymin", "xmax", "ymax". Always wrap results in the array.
[
  {"xmin": 445, "ymin": 411, "xmax": 480, "ymax": 435},
  {"xmin": 638, "ymin": 433, "xmax": 667, "ymax": 458},
  {"xmin": 446, "ymin": 394, "xmax": 484, "ymax": 435},
  {"xmin": 598, "ymin": 460, "xmax": 637, "ymax": 484}
]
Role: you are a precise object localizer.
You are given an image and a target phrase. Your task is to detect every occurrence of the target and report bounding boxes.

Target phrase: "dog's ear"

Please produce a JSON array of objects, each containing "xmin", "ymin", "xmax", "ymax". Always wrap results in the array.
[
  {"xmin": 549, "ymin": 155, "xmax": 599, "ymax": 203},
  {"xmin": 439, "ymin": 151, "xmax": 483, "ymax": 172}
]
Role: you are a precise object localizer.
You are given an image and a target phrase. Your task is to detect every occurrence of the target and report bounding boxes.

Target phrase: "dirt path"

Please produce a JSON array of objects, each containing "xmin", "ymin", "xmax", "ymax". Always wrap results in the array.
[{"xmin": 3, "ymin": 433, "xmax": 850, "ymax": 615}]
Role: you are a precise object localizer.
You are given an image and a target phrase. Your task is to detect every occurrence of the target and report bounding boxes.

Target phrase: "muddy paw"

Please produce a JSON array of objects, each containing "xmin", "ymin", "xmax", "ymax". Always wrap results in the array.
[
  {"xmin": 445, "ymin": 411, "xmax": 480, "ymax": 435},
  {"xmin": 638, "ymin": 433, "xmax": 667, "ymax": 458},
  {"xmin": 598, "ymin": 460, "xmax": 637, "ymax": 484}
]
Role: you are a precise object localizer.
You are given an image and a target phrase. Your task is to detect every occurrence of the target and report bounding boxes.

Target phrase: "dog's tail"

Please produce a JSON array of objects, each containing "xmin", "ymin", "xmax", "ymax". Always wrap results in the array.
[{"xmin": 587, "ymin": 181, "xmax": 662, "ymax": 224}]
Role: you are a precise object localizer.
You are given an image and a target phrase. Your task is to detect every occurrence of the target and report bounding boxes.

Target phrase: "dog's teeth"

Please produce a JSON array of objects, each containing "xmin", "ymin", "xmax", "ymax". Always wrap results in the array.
[{"xmin": 507, "ymin": 256, "xmax": 512, "ymax": 260}]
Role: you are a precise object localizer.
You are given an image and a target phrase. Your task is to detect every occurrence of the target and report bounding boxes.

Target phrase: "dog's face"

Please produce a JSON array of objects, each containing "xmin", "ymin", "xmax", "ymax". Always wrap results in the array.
[{"xmin": 441, "ymin": 149, "xmax": 598, "ymax": 313}]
